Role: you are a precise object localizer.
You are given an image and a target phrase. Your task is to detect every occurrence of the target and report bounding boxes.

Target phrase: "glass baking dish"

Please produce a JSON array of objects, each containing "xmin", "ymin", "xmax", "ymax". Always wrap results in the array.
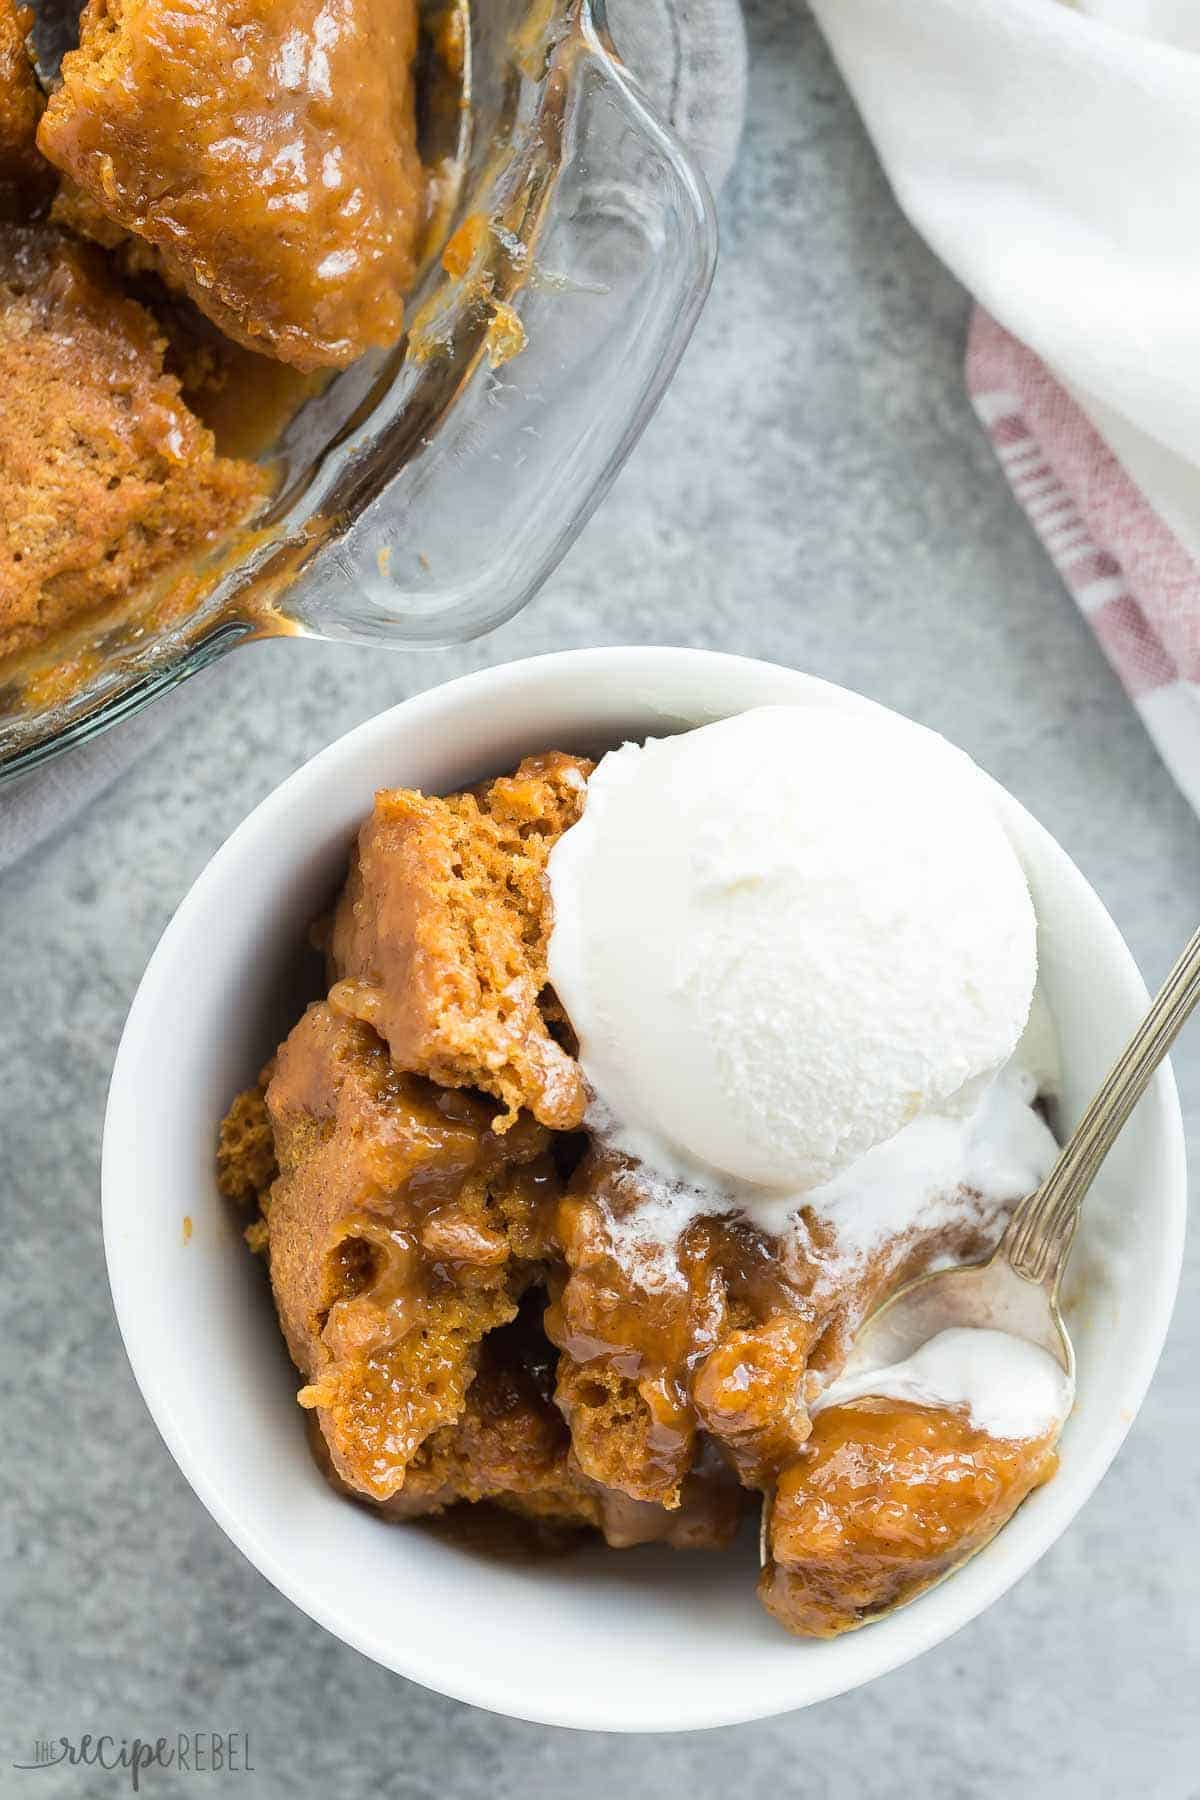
[{"xmin": 0, "ymin": 0, "xmax": 717, "ymax": 782}]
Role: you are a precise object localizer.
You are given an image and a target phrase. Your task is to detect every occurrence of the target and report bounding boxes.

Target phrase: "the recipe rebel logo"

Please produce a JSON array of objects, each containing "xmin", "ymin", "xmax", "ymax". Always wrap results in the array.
[{"xmin": 12, "ymin": 1732, "xmax": 254, "ymax": 1791}]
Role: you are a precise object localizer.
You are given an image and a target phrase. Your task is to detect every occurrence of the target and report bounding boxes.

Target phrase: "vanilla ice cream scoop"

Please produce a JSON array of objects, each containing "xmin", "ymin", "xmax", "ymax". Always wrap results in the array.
[{"xmin": 546, "ymin": 703, "xmax": 1038, "ymax": 1194}]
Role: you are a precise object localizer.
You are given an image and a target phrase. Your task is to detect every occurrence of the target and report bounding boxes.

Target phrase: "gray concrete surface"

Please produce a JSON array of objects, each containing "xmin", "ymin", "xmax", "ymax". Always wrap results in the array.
[{"xmin": 2, "ymin": 3, "xmax": 1197, "ymax": 1795}]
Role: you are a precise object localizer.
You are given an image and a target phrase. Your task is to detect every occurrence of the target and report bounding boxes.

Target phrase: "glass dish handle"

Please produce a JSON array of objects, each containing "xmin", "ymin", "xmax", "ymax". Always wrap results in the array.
[{"xmin": 287, "ymin": 0, "xmax": 719, "ymax": 647}]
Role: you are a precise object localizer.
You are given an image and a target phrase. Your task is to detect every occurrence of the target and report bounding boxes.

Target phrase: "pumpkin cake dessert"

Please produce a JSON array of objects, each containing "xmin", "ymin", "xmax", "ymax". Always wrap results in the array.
[
  {"xmin": 2, "ymin": 0, "xmax": 426, "ymax": 671},
  {"xmin": 0, "ymin": 222, "xmax": 269, "ymax": 660},
  {"xmin": 325, "ymin": 751, "xmax": 591, "ymax": 1133},
  {"xmin": 218, "ymin": 707, "xmax": 1075, "ymax": 1637},
  {"xmin": 759, "ymin": 1393, "xmax": 1059, "ymax": 1637},
  {"xmin": 38, "ymin": 0, "xmax": 426, "ymax": 370}
]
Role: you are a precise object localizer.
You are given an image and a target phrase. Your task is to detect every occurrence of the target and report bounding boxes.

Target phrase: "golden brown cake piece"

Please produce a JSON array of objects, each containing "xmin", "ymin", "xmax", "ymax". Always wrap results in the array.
[
  {"xmin": 0, "ymin": 222, "xmax": 268, "ymax": 660},
  {"xmin": 218, "ymin": 1016, "xmax": 741, "ymax": 1550},
  {"xmin": 319, "ymin": 1305, "xmax": 743, "ymax": 1552},
  {"xmin": 38, "ymin": 0, "xmax": 426, "ymax": 370},
  {"xmin": 547, "ymin": 1151, "xmax": 822, "ymax": 1507},
  {"xmin": 375, "ymin": 1305, "xmax": 604, "ymax": 1532},
  {"xmin": 0, "ymin": 0, "xmax": 52, "ymax": 217},
  {"xmin": 759, "ymin": 1398, "xmax": 1059, "ymax": 1638},
  {"xmin": 258, "ymin": 1001, "xmax": 562, "ymax": 1502},
  {"xmin": 328, "ymin": 753, "xmax": 592, "ymax": 1134},
  {"xmin": 546, "ymin": 1148, "xmax": 1017, "ymax": 1509}
]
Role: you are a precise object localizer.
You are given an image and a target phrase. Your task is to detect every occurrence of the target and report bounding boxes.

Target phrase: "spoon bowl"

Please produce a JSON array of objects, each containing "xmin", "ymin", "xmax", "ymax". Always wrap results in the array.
[
  {"xmin": 761, "ymin": 922, "xmax": 1200, "ymax": 1608},
  {"xmin": 836, "ymin": 1249, "xmax": 1074, "ymax": 1386}
]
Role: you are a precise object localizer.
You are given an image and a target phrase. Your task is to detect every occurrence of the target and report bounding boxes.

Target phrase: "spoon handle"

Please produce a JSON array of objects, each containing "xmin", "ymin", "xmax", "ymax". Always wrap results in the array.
[{"xmin": 1006, "ymin": 923, "xmax": 1200, "ymax": 1284}]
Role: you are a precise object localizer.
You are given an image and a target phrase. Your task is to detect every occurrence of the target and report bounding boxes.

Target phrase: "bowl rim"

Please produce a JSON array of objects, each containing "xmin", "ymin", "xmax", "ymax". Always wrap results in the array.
[{"xmin": 101, "ymin": 646, "xmax": 1189, "ymax": 1731}]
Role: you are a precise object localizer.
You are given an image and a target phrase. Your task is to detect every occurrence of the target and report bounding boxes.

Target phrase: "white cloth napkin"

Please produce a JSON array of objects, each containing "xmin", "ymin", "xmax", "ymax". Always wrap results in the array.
[
  {"xmin": 810, "ymin": 0, "xmax": 1200, "ymax": 808},
  {"xmin": 0, "ymin": 0, "xmax": 746, "ymax": 872},
  {"xmin": 810, "ymin": 0, "xmax": 1200, "ymax": 496}
]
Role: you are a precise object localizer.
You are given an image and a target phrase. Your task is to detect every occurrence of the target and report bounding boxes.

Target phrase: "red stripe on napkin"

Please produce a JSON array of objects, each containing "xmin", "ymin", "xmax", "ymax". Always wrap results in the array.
[{"xmin": 966, "ymin": 310, "xmax": 1200, "ymax": 698}]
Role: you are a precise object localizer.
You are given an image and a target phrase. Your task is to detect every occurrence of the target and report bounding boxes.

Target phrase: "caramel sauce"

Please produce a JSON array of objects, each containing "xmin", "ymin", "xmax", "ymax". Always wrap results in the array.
[
  {"xmin": 546, "ymin": 1150, "xmax": 823, "ymax": 1501},
  {"xmin": 760, "ymin": 1397, "xmax": 1059, "ymax": 1637},
  {"xmin": 39, "ymin": 0, "xmax": 426, "ymax": 370}
]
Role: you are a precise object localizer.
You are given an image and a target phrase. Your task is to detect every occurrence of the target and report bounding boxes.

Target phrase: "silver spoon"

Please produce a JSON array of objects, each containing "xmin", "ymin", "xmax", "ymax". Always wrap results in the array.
[{"xmin": 761, "ymin": 923, "xmax": 1200, "ymax": 1574}]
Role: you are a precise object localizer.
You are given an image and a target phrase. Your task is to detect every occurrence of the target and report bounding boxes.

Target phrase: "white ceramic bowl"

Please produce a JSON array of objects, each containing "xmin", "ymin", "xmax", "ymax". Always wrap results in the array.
[{"xmin": 103, "ymin": 648, "xmax": 1187, "ymax": 1732}]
